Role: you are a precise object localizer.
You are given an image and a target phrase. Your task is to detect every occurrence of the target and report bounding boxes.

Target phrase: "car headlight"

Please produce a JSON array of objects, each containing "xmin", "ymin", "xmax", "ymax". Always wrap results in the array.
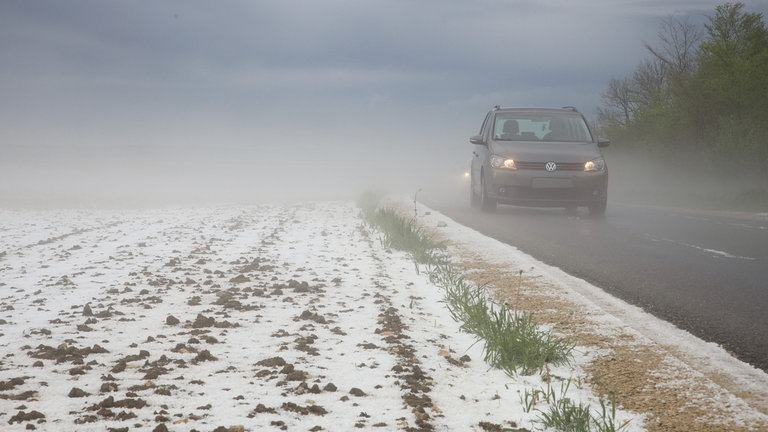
[
  {"xmin": 490, "ymin": 155, "xmax": 517, "ymax": 170},
  {"xmin": 584, "ymin": 157, "xmax": 605, "ymax": 172}
]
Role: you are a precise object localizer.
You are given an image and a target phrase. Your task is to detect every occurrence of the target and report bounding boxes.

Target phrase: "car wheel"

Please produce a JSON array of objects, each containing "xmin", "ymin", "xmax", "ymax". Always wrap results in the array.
[
  {"xmin": 480, "ymin": 173, "xmax": 497, "ymax": 212},
  {"xmin": 588, "ymin": 199, "xmax": 607, "ymax": 217},
  {"xmin": 469, "ymin": 173, "xmax": 481, "ymax": 208}
]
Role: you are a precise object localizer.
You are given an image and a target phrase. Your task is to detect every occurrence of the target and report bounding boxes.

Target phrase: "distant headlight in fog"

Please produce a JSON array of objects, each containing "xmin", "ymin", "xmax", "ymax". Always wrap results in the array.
[
  {"xmin": 463, "ymin": 171, "xmax": 470, "ymax": 179},
  {"xmin": 584, "ymin": 157, "xmax": 605, "ymax": 172}
]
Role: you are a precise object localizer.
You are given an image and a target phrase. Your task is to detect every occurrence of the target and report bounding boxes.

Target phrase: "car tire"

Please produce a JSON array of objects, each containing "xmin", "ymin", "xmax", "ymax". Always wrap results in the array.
[
  {"xmin": 469, "ymin": 174, "xmax": 481, "ymax": 208},
  {"xmin": 480, "ymin": 173, "xmax": 497, "ymax": 212},
  {"xmin": 588, "ymin": 199, "xmax": 607, "ymax": 217}
]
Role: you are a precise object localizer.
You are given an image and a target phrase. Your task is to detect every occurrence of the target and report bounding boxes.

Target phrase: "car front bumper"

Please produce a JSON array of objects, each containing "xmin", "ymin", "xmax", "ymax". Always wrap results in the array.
[{"xmin": 488, "ymin": 168, "xmax": 607, "ymax": 207}]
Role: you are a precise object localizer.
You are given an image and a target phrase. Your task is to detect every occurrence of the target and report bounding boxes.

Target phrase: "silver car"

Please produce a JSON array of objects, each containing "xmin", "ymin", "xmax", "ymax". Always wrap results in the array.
[{"xmin": 469, "ymin": 106, "xmax": 609, "ymax": 216}]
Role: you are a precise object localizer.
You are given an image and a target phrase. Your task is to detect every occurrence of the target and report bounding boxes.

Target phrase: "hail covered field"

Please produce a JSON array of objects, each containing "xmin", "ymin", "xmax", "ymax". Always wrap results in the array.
[{"xmin": 0, "ymin": 202, "xmax": 575, "ymax": 432}]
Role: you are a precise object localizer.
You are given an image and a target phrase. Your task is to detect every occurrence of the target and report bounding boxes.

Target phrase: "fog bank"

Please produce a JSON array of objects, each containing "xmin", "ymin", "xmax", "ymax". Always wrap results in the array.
[{"xmin": 1, "ymin": 138, "xmax": 466, "ymax": 208}]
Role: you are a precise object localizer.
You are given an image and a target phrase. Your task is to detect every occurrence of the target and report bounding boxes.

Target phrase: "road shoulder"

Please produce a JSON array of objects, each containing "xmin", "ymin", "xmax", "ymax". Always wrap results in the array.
[{"xmin": 414, "ymin": 200, "xmax": 768, "ymax": 432}]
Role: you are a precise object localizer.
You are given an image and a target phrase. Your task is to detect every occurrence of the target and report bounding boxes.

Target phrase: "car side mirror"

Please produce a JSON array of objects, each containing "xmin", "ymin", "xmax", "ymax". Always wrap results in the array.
[
  {"xmin": 470, "ymin": 135, "xmax": 486, "ymax": 145},
  {"xmin": 597, "ymin": 138, "xmax": 610, "ymax": 148}
]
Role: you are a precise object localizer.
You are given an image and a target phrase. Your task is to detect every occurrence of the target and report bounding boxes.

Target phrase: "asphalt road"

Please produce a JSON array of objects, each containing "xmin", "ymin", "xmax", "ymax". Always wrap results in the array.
[{"xmin": 422, "ymin": 189, "xmax": 768, "ymax": 372}]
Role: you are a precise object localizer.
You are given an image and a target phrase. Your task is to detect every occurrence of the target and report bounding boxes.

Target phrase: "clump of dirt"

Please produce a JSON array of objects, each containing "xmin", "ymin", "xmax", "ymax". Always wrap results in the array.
[
  {"xmin": 294, "ymin": 382, "xmax": 322, "ymax": 395},
  {"xmin": 68, "ymin": 387, "xmax": 89, "ymax": 398},
  {"xmin": 280, "ymin": 364, "xmax": 309, "ymax": 382},
  {"xmin": 281, "ymin": 402, "xmax": 328, "ymax": 416},
  {"xmin": 296, "ymin": 310, "xmax": 329, "ymax": 324},
  {"xmin": 87, "ymin": 395, "xmax": 148, "ymax": 411},
  {"xmin": 478, "ymin": 420, "xmax": 527, "ymax": 431},
  {"xmin": 211, "ymin": 289, "xmax": 258, "ymax": 311},
  {"xmin": 256, "ymin": 356, "xmax": 287, "ymax": 368},
  {"xmin": 294, "ymin": 334, "xmax": 319, "ymax": 356},
  {"xmin": 249, "ymin": 403, "xmax": 277, "ymax": 416},
  {"xmin": 239, "ymin": 257, "xmax": 276, "ymax": 273},
  {"xmin": 28, "ymin": 343, "xmax": 109, "ymax": 364},
  {"xmin": 229, "ymin": 274, "xmax": 250, "ymax": 283},
  {"xmin": 437, "ymin": 347, "xmax": 471, "ymax": 368},
  {"xmin": 0, "ymin": 376, "xmax": 28, "ymax": 391},
  {"xmin": 190, "ymin": 313, "xmax": 238, "ymax": 328},
  {"xmin": 1, "ymin": 390, "xmax": 38, "ymax": 401},
  {"xmin": 8, "ymin": 409, "xmax": 45, "ymax": 425},
  {"xmin": 191, "ymin": 349, "xmax": 217, "ymax": 364},
  {"xmin": 114, "ymin": 349, "xmax": 150, "ymax": 365},
  {"xmin": 100, "ymin": 381, "xmax": 119, "ymax": 393}
]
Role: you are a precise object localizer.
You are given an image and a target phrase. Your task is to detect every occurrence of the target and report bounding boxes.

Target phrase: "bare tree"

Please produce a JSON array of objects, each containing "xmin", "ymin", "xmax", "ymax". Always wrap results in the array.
[
  {"xmin": 599, "ymin": 77, "xmax": 635, "ymax": 127},
  {"xmin": 599, "ymin": 14, "xmax": 704, "ymax": 131},
  {"xmin": 644, "ymin": 16, "xmax": 703, "ymax": 79},
  {"xmin": 632, "ymin": 58, "xmax": 668, "ymax": 108}
]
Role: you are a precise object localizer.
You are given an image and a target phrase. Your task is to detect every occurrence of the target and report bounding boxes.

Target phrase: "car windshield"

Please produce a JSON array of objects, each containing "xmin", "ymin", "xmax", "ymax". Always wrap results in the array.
[{"xmin": 493, "ymin": 113, "xmax": 592, "ymax": 142}]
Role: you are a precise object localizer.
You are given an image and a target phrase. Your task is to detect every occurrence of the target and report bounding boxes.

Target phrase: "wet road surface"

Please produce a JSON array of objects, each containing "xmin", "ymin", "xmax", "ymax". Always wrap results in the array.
[{"xmin": 423, "ymin": 193, "xmax": 768, "ymax": 372}]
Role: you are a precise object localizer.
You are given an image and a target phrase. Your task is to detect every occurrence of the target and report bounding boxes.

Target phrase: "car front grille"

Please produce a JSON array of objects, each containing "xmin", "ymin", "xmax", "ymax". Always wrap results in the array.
[{"xmin": 516, "ymin": 162, "xmax": 584, "ymax": 171}]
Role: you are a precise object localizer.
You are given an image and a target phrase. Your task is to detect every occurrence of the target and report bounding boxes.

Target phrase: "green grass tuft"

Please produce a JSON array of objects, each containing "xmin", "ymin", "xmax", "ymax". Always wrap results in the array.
[{"xmin": 430, "ymin": 263, "xmax": 573, "ymax": 376}]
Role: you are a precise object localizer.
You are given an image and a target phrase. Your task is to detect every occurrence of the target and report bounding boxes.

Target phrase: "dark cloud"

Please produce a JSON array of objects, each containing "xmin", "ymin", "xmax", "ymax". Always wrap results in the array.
[{"xmin": 2, "ymin": 0, "xmax": 766, "ymax": 204}]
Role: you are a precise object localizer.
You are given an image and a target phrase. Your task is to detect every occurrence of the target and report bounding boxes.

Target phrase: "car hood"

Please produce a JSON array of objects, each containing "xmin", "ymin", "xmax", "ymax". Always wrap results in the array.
[{"xmin": 490, "ymin": 141, "xmax": 602, "ymax": 163}]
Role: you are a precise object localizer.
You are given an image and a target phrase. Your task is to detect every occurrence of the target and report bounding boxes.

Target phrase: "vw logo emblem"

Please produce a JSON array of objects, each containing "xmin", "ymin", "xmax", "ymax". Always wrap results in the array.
[{"xmin": 545, "ymin": 161, "xmax": 557, "ymax": 172}]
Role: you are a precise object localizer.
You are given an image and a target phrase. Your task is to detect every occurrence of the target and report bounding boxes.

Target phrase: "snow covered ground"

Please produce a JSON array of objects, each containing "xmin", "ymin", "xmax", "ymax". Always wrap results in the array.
[{"xmin": 0, "ymin": 200, "xmax": 766, "ymax": 431}]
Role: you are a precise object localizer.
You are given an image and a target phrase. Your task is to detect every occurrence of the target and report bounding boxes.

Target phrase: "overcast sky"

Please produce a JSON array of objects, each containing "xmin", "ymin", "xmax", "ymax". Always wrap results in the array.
[{"xmin": 1, "ymin": 0, "xmax": 766, "ymax": 204}]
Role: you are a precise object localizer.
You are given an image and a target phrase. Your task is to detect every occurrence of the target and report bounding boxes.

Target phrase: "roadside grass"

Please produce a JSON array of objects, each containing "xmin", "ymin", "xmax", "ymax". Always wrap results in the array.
[
  {"xmin": 359, "ymin": 192, "xmax": 572, "ymax": 376},
  {"xmin": 522, "ymin": 380, "xmax": 629, "ymax": 432},
  {"xmin": 358, "ymin": 193, "xmax": 629, "ymax": 431},
  {"xmin": 358, "ymin": 191, "xmax": 447, "ymax": 269},
  {"xmin": 429, "ymin": 261, "xmax": 573, "ymax": 377}
]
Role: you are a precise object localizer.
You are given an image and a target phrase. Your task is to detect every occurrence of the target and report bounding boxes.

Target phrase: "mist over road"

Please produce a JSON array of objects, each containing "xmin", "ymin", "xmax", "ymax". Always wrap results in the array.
[{"xmin": 422, "ymin": 190, "xmax": 768, "ymax": 372}]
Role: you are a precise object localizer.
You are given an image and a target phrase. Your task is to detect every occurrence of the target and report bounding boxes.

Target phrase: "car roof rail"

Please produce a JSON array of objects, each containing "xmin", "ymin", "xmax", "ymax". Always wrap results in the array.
[{"xmin": 561, "ymin": 106, "xmax": 579, "ymax": 112}]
